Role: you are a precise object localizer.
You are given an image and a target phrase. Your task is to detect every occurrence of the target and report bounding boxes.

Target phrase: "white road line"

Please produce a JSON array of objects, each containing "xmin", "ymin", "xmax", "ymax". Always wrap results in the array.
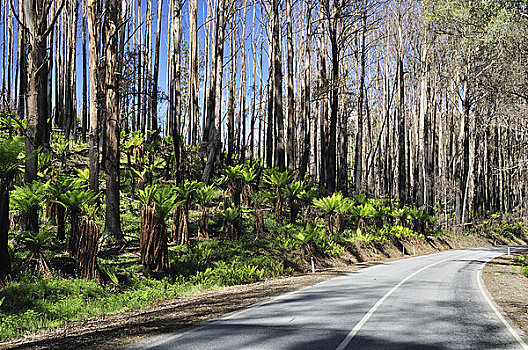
[
  {"xmin": 335, "ymin": 252, "xmax": 469, "ymax": 350},
  {"xmin": 477, "ymin": 254, "xmax": 528, "ymax": 350}
]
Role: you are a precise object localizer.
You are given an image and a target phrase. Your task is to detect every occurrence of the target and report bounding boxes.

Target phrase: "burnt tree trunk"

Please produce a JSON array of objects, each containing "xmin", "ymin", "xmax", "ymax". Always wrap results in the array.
[
  {"xmin": 87, "ymin": 0, "xmax": 101, "ymax": 195},
  {"xmin": 104, "ymin": 0, "xmax": 122, "ymax": 240},
  {"xmin": 140, "ymin": 205, "xmax": 169, "ymax": 273},
  {"xmin": 77, "ymin": 217, "xmax": 100, "ymax": 281}
]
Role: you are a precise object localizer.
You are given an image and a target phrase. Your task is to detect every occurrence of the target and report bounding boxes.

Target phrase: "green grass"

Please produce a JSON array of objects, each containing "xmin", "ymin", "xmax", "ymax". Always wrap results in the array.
[
  {"xmin": 0, "ymin": 229, "xmax": 300, "ymax": 341},
  {"xmin": 514, "ymin": 254, "xmax": 528, "ymax": 278},
  {"xmin": 0, "ymin": 274, "xmax": 206, "ymax": 341}
]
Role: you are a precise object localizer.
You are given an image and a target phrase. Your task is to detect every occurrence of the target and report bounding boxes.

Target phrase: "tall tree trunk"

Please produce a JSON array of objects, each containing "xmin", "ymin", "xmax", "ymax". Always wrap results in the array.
[
  {"xmin": 81, "ymin": 5, "xmax": 88, "ymax": 143},
  {"xmin": 227, "ymin": 28, "xmax": 236, "ymax": 163},
  {"xmin": 202, "ymin": 0, "xmax": 228, "ymax": 183},
  {"xmin": 6, "ymin": 4, "xmax": 13, "ymax": 109},
  {"xmin": 104, "ymin": 0, "xmax": 122, "ymax": 240},
  {"xmin": 286, "ymin": 0, "xmax": 295, "ymax": 172},
  {"xmin": 151, "ymin": 0, "xmax": 163, "ymax": 139},
  {"xmin": 318, "ymin": 15, "xmax": 328, "ymax": 187},
  {"xmin": 299, "ymin": 0, "xmax": 312, "ymax": 179},
  {"xmin": 88, "ymin": 0, "xmax": 101, "ymax": 195},
  {"xmin": 170, "ymin": 0, "xmax": 182, "ymax": 181},
  {"xmin": 145, "ymin": 0, "xmax": 153, "ymax": 136},
  {"xmin": 396, "ymin": 8, "xmax": 406, "ymax": 205},
  {"xmin": 17, "ymin": 1, "xmax": 27, "ymax": 119},
  {"xmin": 266, "ymin": 34, "xmax": 274, "ymax": 168},
  {"xmin": 354, "ymin": 7, "xmax": 366, "ymax": 194},
  {"xmin": 238, "ymin": 1, "xmax": 249, "ymax": 160},
  {"xmin": 272, "ymin": 0, "xmax": 285, "ymax": 171},
  {"xmin": 24, "ymin": 0, "xmax": 61, "ymax": 232},
  {"xmin": 202, "ymin": 0, "xmax": 213, "ymax": 145},
  {"xmin": 326, "ymin": 0, "xmax": 342, "ymax": 194},
  {"xmin": 137, "ymin": 0, "xmax": 143, "ymax": 133},
  {"xmin": 188, "ymin": 0, "xmax": 199, "ymax": 145}
]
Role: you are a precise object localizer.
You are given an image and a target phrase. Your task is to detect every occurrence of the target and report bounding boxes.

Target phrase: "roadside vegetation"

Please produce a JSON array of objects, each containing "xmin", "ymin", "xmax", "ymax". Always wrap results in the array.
[
  {"xmin": 1, "ymin": 123, "xmax": 527, "ymax": 341},
  {"xmin": 514, "ymin": 254, "xmax": 528, "ymax": 278}
]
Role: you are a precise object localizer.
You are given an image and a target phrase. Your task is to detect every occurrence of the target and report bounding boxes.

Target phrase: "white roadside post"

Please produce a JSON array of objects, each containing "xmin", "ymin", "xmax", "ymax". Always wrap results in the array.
[{"xmin": 311, "ymin": 257, "xmax": 315, "ymax": 273}]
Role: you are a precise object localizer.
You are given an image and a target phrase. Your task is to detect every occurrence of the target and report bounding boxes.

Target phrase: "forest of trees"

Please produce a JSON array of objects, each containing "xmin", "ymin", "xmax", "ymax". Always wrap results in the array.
[{"xmin": 0, "ymin": 0, "xmax": 528, "ymax": 276}]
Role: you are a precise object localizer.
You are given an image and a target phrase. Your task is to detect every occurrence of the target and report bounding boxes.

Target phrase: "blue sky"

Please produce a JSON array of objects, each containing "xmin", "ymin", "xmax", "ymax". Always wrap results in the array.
[{"xmin": 71, "ymin": 0, "xmax": 267, "ymax": 134}]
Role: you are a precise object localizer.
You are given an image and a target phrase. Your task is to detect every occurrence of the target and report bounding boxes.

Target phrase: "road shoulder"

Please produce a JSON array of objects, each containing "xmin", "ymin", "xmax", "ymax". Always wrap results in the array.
[{"xmin": 483, "ymin": 252, "xmax": 528, "ymax": 336}]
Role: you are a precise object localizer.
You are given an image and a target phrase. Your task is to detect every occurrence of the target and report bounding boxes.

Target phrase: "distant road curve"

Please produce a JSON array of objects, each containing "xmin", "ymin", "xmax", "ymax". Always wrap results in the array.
[{"xmin": 129, "ymin": 246, "xmax": 528, "ymax": 350}]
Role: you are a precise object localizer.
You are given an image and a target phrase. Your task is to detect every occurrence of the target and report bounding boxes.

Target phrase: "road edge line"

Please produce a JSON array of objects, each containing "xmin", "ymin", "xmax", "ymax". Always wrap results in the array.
[{"xmin": 477, "ymin": 251, "xmax": 528, "ymax": 350}]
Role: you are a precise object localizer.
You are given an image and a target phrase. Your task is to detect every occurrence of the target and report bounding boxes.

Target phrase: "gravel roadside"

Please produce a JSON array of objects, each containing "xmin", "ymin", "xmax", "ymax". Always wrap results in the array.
[{"xmin": 482, "ymin": 252, "xmax": 528, "ymax": 337}]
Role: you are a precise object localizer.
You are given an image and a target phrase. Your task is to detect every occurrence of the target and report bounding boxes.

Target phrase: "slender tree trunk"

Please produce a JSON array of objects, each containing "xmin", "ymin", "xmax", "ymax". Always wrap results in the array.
[
  {"xmin": 396, "ymin": 8, "xmax": 406, "ymax": 205},
  {"xmin": 188, "ymin": 0, "xmax": 199, "ymax": 145},
  {"xmin": 266, "ymin": 29, "xmax": 274, "ymax": 169},
  {"xmin": 202, "ymin": 0, "xmax": 213, "ymax": 144},
  {"xmin": 272, "ymin": 0, "xmax": 285, "ymax": 171},
  {"xmin": 299, "ymin": 0, "xmax": 312, "ymax": 179},
  {"xmin": 249, "ymin": 6, "xmax": 258, "ymax": 159},
  {"xmin": 286, "ymin": 0, "xmax": 295, "ymax": 171},
  {"xmin": 137, "ymin": 0, "xmax": 143, "ymax": 133},
  {"xmin": 202, "ymin": 0, "xmax": 228, "ymax": 183},
  {"xmin": 24, "ymin": 0, "xmax": 60, "ymax": 232},
  {"xmin": 81, "ymin": 5, "xmax": 88, "ymax": 143},
  {"xmin": 88, "ymin": 0, "xmax": 100, "ymax": 195},
  {"xmin": 170, "ymin": 0, "xmax": 182, "ymax": 180},
  {"xmin": 6, "ymin": 4, "xmax": 13, "ymax": 109},
  {"xmin": 151, "ymin": 0, "xmax": 163, "ymax": 139},
  {"xmin": 17, "ymin": 1, "xmax": 27, "ymax": 119},
  {"xmin": 354, "ymin": 7, "xmax": 366, "ymax": 193},
  {"xmin": 227, "ymin": 28, "xmax": 236, "ymax": 163},
  {"xmin": 145, "ymin": 0, "xmax": 153, "ymax": 136},
  {"xmin": 238, "ymin": 1, "xmax": 249, "ymax": 160}
]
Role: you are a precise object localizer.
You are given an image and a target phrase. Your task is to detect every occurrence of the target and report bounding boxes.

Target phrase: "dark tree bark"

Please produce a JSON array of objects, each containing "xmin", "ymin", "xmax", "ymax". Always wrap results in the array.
[
  {"xmin": 140, "ymin": 205, "xmax": 169, "ymax": 273},
  {"xmin": 23, "ymin": 0, "xmax": 62, "ymax": 233},
  {"xmin": 104, "ymin": 0, "xmax": 122, "ymax": 240},
  {"xmin": 271, "ymin": 0, "xmax": 285, "ymax": 171},
  {"xmin": 81, "ymin": 6, "xmax": 88, "ymax": 143},
  {"xmin": 202, "ymin": 0, "xmax": 228, "ymax": 183},
  {"xmin": 354, "ymin": 7, "xmax": 366, "ymax": 194},
  {"xmin": 87, "ymin": 0, "xmax": 101, "ymax": 195},
  {"xmin": 77, "ymin": 217, "xmax": 100, "ymax": 281},
  {"xmin": 169, "ymin": 0, "xmax": 183, "ymax": 181}
]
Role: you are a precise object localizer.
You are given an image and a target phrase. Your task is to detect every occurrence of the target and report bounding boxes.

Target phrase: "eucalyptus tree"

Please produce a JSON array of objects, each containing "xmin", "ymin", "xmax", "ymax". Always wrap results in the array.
[
  {"xmin": 105, "ymin": 0, "xmax": 122, "ymax": 240},
  {"xmin": 18, "ymin": 0, "xmax": 64, "ymax": 233},
  {"xmin": 87, "ymin": 0, "xmax": 101, "ymax": 195},
  {"xmin": 202, "ymin": 0, "xmax": 232, "ymax": 183}
]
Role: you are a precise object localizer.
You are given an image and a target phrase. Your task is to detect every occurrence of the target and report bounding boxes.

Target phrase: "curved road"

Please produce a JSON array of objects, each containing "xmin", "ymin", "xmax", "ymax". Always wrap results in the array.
[{"xmin": 129, "ymin": 246, "xmax": 528, "ymax": 350}]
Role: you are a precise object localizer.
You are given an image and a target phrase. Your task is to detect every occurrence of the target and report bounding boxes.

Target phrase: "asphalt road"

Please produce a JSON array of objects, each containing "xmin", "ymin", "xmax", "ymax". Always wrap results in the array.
[{"xmin": 129, "ymin": 246, "xmax": 528, "ymax": 350}]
